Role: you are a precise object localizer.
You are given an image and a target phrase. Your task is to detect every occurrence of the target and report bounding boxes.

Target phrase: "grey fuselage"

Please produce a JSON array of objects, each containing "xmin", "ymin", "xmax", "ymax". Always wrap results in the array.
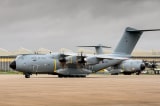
[
  {"xmin": 13, "ymin": 53, "xmax": 118, "ymax": 76},
  {"xmin": 10, "ymin": 27, "xmax": 160, "ymax": 77}
]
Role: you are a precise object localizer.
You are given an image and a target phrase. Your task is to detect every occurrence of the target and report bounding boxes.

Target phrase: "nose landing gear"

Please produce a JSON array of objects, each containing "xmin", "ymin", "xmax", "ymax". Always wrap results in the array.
[{"xmin": 24, "ymin": 73, "xmax": 31, "ymax": 78}]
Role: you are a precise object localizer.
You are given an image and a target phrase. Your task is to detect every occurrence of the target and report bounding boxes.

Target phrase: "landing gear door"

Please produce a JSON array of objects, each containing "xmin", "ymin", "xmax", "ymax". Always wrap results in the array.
[{"xmin": 32, "ymin": 64, "xmax": 39, "ymax": 74}]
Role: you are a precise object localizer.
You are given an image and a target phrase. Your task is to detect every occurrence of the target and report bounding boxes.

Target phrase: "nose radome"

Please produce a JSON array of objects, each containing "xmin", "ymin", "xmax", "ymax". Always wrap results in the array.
[
  {"xmin": 10, "ymin": 61, "xmax": 16, "ymax": 70},
  {"xmin": 140, "ymin": 63, "xmax": 145, "ymax": 71}
]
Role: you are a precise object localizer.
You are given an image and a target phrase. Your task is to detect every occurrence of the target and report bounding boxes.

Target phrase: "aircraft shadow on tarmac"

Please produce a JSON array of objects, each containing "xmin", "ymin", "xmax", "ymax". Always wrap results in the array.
[{"xmin": 31, "ymin": 76, "xmax": 107, "ymax": 79}]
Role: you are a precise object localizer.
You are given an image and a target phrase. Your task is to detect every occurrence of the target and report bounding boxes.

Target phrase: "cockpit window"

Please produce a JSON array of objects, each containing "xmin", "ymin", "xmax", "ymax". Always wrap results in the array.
[{"xmin": 16, "ymin": 55, "xmax": 24, "ymax": 60}]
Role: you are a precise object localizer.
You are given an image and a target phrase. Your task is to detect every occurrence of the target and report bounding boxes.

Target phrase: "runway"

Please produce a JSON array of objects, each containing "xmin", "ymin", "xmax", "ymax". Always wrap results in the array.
[{"xmin": 0, "ymin": 75, "xmax": 160, "ymax": 106}]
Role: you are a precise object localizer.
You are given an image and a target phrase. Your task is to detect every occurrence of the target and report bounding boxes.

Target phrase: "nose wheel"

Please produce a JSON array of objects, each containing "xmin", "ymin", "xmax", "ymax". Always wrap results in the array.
[{"xmin": 24, "ymin": 73, "xmax": 31, "ymax": 78}]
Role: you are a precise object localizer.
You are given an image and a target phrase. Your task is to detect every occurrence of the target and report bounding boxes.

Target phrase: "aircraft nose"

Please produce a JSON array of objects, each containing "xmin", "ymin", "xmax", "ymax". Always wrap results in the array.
[
  {"xmin": 140, "ymin": 63, "xmax": 145, "ymax": 71},
  {"xmin": 10, "ymin": 61, "xmax": 16, "ymax": 70}
]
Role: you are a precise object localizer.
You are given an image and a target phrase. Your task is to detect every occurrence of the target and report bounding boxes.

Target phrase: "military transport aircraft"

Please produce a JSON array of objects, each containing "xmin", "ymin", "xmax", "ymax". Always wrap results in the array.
[{"xmin": 10, "ymin": 27, "xmax": 160, "ymax": 78}]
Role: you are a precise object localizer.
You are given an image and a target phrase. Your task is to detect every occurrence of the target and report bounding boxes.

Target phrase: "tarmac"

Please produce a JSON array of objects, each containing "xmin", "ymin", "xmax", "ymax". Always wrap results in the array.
[{"xmin": 0, "ymin": 74, "xmax": 160, "ymax": 106}]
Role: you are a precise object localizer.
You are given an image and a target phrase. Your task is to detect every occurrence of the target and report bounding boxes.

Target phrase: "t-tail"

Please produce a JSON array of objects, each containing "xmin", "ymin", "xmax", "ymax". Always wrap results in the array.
[
  {"xmin": 113, "ymin": 27, "xmax": 160, "ymax": 57},
  {"xmin": 77, "ymin": 44, "xmax": 111, "ymax": 54}
]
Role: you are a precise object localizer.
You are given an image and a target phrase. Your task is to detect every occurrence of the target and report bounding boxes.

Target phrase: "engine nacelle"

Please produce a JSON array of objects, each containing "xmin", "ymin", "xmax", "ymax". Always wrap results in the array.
[
  {"xmin": 65, "ymin": 56, "xmax": 78, "ymax": 64},
  {"xmin": 118, "ymin": 59, "xmax": 145, "ymax": 72},
  {"xmin": 86, "ymin": 56, "xmax": 99, "ymax": 65},
  {"xmin": 61, "ymin": 55, "xmax": 86, "ymax": 65}
]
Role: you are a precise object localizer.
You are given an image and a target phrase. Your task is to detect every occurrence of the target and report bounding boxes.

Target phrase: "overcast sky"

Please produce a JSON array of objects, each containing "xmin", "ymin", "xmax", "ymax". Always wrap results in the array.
[{"xmin": 0, "ymin": 0, "xmax": 160, "ymax": 52}]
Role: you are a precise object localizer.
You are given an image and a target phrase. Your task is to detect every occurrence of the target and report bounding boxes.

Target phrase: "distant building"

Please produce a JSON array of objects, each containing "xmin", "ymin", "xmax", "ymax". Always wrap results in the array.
[{"xmin": 0, "ymin": 56, "xmax": 15, "ymax": 71}]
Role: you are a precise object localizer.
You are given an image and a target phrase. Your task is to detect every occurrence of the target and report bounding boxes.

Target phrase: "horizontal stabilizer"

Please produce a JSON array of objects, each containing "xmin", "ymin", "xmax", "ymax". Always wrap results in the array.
[
  {"xmin": 77, "ymin": 46, "xmax": 111, "ymax": 48},
  {"xmin": 126, "ymin": 27, "xmax": 160, "ymax": 32},
  {"xmin": 77, "ymin": 44, "xmax": 111, "ymax": 54}
]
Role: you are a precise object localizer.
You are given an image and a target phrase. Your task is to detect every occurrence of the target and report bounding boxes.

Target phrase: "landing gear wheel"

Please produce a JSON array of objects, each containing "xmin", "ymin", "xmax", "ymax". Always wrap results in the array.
[
  {"xmin": 136, "ymin": 71, "xmax": 141, "ymax": 75},
  {"xmin": 111, "ymin": 73, "xmax": 119, "ymax": 75},
  {"xmin": 58, "ymin": 75, "xmax": 63, "ymax": 78},
  {"xmin": 80, "ymin": 75, "xmax": 86, "ymax": 78},
  {"xmin": 123, "ymin": 73, "xmax": 132, "ymax": 75},
  {"xmin": 25, "ymin": 73, "xmax": 30, "ymax": 78},
  {"xmin": 58, "ymin": 75, "xmax": 86, "ymax": 78}
]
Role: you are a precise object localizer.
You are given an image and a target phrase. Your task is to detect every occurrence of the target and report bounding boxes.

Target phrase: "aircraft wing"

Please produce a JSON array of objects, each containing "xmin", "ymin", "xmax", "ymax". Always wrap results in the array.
[
  {"xmin": 63, "ymin": 52, "xmax": 77, "ymax": 56},
  {"xmin": 95, "ymin": 55, "xmax": 129, "ymax": 60},
  {"xmin": 64, "ymin": 52, "xmax": 128, "ymax": 60},
  {"xmin": 64, "ymin": 52, "xmax": 94, "ymax": 57}
]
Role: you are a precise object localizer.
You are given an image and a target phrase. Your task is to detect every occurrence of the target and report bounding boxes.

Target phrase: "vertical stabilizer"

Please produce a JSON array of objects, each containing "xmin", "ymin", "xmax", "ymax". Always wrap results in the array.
[
  {"xmin": 113, "ymin": 27, "xmax": 142, "ymax": 56},
  {"xmin": 95, "ymin": 44, "xmax": 108, "ymax": 54},
  {"xmin": 113, "ymin": 27, "xmax": 160, "ymax": 56}
]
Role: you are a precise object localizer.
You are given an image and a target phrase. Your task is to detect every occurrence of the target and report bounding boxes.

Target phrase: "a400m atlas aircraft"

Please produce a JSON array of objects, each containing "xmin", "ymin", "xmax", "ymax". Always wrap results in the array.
[{"xmin": 10, "ymin": 27, "xmax": 160, "ymax": 78}]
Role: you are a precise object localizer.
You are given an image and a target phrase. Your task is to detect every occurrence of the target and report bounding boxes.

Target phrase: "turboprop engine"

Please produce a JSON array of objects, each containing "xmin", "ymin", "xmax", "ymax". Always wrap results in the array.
[
  {"xmin": 118, "ymin": 59, "xmax": 145, "ymax": 74},
  {"xmin": 85, "ymin": 56, "xmax": 100, "ymax": 65}
]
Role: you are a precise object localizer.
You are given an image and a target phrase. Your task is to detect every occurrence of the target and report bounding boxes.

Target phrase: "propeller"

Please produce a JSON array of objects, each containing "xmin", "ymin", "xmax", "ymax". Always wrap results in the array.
[
  {"xmin": 143, "ymin": 60, "xmax": 158, "ymax": 74},
  {"xmin": 58, "ymin": 52, "xmax": 87, "ymax": 69},
  {"xmin": 143, "ymin": 60, "xmax": 157, "ymax": 69},
  {"xmin": 150, "ymin": 60, "xmax": 158, "ymax": 74},
  {"xmin": 59, "ymin": 53, "xmax": 66, "ymax": 63},
  {"xmin": 77, "ymin": 52, "xmax": 86, "ymax": 64},
  {"xmin": 148, "ymin": 61, "xmax": 157, "ymax": 70},
  {"xmin": 151, "ymin": 61, "xmax": 158, "ymax": 69},
  {"xmin": 59, "ymin": 53, "xmax": 67, "ymax": 68}
]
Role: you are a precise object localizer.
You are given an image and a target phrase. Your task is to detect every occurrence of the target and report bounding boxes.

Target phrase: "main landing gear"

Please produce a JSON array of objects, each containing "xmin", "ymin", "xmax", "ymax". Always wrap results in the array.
[{"xmin": 58, "ymin": 75, "xmax": 86, "ymax": 78}]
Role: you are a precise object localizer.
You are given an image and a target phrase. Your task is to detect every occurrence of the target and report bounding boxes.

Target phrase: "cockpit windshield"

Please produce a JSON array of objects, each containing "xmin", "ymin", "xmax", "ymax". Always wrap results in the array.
[{"xmin": 15, "ymin": 55, "xmax": 24, "ymax": 60}]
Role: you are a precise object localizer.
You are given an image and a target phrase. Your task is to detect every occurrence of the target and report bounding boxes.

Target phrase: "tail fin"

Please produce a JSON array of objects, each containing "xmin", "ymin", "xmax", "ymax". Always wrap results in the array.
[
  {"xmin": 77, "ymin": 44, "xmax": 111, "ymax": 54},
  {"xmin": 113, "ymin": 27, "xmax": 160, "ymax": 56}
]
